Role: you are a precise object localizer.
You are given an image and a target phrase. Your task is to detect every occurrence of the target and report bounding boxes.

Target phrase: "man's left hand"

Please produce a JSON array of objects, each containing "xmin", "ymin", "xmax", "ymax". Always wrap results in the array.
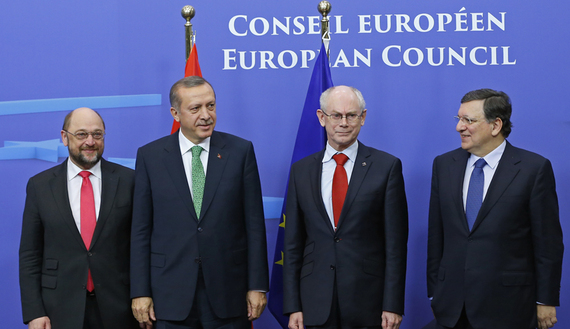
[
  {"xmin": 537, "ymin": 305, "xmax": 557, "ymax": 329},
  {"xmin": 381, "ymin": 311, "xmax": 402, "ymax": 329},
  {"xmin": 246, "ymin": 291, "xmax": 267, "ymax": 321}
]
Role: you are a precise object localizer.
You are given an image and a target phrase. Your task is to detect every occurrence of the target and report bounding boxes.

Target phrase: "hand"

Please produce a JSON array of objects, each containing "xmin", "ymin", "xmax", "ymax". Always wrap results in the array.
[
  {"xmin": 288, "ymin": 312, "xmax": 304, "ymax": 329},
  {"xmin": 28, "ymin": 316, "xmax": 51, "ymax": 329},
  {"xmin": 132, "ymin": 297, "xmax": 156, "ymax": 329},
  {"xmin": 381, "ymin": 311, "xmax": 402, "ymax": 329},
  {"xmin": 246, "ymin": 291, "xmax": 267, "ymax": 321},
  {"xmin": 537, "ymin": 305, "xmax": 557, "ymax": 329}
]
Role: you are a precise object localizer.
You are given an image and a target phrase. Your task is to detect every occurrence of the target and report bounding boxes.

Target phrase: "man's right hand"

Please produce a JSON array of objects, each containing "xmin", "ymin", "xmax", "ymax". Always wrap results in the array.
[
  {"xmin": 288, "ymin": 312, "xmax": 304, "ymax": 329},
  {"xmin": 28, "ymin": 316, "xmax": 51, "ymax": 329},
  {"xmin": 132, "ymin": 297, "xmax": 156, "ymax": 329}
]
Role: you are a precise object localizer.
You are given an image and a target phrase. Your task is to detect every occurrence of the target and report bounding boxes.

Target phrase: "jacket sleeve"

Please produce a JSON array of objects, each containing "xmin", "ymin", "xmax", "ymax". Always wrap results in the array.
[
  {"xmin": 19, "ymin": 178, "xmax": 48, "ymax": 324},
  {"xmin": 130, "ymin": 148, "xmax": 154, "ymax": 298},
  {"xmin": 530, "ymin": 159, "xmax": 564, "ymax": 306},
  {"xmin": 242, "ymin": 142, "xmax": 270, "ymax": 291},
  {"xmin": 381, "ymin": 158, "xmax": 409, "ymax": 315}
]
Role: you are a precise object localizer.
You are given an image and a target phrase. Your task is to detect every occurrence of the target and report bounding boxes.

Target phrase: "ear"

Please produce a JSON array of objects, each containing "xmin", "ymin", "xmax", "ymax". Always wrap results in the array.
[
  {"xmin": 61, "ymin": 130, "xmax": 69, "ymax": 146},
  {"xmin": 360, "ymin": 109, "xmax": 367, "ymax": 126},
  {"xmin": 491, "ymin": 118, "xmax": 503, "ymax": 137},
  {"xmin": 316, "ymin": 109, "xmax": 326, "ymax": 127},
  {"xmin": 170, "ymin": 107, "xmax": 180, "ymax": 122}
]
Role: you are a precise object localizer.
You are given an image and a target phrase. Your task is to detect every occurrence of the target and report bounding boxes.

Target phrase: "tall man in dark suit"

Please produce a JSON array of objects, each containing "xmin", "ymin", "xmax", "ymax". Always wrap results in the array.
[
  {"xmin": 427, "ymin": 89, "xmax": 564, "ymax": 329},
  {"xmin": 283, "ymin": 86, "xmax": 409, "ymax": 329},
  {"xmin": 130, "ymin": 76, "xmax": 269, "ymax": 329},
  {"xmin": 19, "ymin": 107, "xmax": 137, "ymax": 329}
]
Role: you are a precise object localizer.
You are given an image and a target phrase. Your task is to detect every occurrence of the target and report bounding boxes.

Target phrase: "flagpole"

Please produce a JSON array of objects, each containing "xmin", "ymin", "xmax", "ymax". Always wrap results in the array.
[
  {"xmin": 181, "ymin": 5, "xmax": 195, "ymax": 61},
  {"xmin": 318, "ymin": 1, "xmax": 331, "ymax": 59}
]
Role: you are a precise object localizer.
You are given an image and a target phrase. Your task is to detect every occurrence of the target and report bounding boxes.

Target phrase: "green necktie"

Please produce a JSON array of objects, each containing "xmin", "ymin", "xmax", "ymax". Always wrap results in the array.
[{"xmin": 191, "ymin": 146, "xmax": 205, "ymax": 218}]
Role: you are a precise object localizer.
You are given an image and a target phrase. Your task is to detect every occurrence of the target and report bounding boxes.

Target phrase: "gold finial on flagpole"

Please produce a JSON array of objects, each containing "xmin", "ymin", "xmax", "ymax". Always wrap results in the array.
[
  {"xmin": 317, "ymin": 1, "xmax": 331, "ymax": 59},
  {"xmin": 181, "ymin": 5, "xmax": 196, "ymax": 61}
]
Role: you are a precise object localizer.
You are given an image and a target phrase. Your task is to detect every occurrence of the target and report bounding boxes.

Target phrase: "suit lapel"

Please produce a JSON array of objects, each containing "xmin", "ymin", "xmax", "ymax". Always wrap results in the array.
[
  {"xmin": 336, "ymin": 142, "xmax": 371, "ymax": 230},
  {"xmin": 451, "ymin": 150, "xmax": 470, "ymax": 233},
  {"xmin": 200, "ymin": 132, "xmax": 228, "ymax": 221},
  {"xmin": 90, "ymin": 159, "xmax": 118, "ymax": 249},
  {"xmin": 50, "ymin": 161, "xmax": 87, "ymax": 249},
  {"xmin": 162, "ymin": 133, "xmax": 198, "ymax": 221},
  {"xmin": 471, "ymin": 142, "xmax": 520, "ymax": 232}
]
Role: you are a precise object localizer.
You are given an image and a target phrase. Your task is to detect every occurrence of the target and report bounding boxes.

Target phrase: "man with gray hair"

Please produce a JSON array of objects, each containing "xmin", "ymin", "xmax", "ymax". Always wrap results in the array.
[{"xmin": 284, "ymin": 85, "xmax": 409, "ymax": 329}]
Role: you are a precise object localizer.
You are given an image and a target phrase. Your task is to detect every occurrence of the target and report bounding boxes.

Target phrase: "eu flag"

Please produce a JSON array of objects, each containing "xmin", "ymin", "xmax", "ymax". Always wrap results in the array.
[{"xmin": 267, "ymin": 42, "xmax": 334, "ymax": 328}]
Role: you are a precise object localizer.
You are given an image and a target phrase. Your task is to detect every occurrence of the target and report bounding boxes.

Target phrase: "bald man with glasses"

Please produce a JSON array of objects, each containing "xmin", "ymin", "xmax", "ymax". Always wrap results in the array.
[{"xmin": 19, "ymin": 107, "xmax": 138, "ymax": 329}]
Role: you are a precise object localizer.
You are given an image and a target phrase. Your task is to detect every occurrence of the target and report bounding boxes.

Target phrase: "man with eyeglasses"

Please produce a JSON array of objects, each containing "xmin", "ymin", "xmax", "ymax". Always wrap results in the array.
[
  {"xmin": 427, "ymin": 89, "xmax": 563, "ymax": 329},
  {"xmin": 284, "ymin": 86, "xmax": 409, "ymax": 329},
  {"xmin": 19, "ymin": 107, "xmax": 138, "ymax": 329}
]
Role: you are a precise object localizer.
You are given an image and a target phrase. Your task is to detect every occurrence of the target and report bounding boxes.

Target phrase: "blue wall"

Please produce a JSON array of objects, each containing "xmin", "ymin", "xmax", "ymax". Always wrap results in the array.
[{"xmin": 1, "ymin": 1, "xmax": 569, "ymax": 328}]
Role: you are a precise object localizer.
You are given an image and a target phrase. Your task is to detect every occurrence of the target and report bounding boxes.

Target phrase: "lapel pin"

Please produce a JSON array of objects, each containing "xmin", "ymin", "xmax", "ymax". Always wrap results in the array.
[
  {"xmin": 217, "ymin": 153, "xmax": 222, "ymax": 159},
  {"xmin": 362, "ymin": 162, "xmax": 366, "ymax": 166}
]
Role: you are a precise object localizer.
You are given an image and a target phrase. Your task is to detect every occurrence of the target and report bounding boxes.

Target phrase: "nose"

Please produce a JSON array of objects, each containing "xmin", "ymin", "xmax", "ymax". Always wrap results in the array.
[
  {"xmin": 456, "ymin": 119, "xmax": 465, "ymax": 132},
  {"xmin": 338, "ymin": 116, "xmax": 349, "ymax": 126},
  {"xmin": 198, "ymin": 106, "xmax": 211, "ymax": 120},
  {"xmin": 84, "ymin": 133, "xmax": 96, "ymax": 145}
]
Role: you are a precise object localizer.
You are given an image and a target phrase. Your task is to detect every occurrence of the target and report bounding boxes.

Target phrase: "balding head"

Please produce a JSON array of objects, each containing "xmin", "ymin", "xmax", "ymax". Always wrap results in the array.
[{"xmin": 61, "ymin": 107, "xmax": 106, "ymax": 169}]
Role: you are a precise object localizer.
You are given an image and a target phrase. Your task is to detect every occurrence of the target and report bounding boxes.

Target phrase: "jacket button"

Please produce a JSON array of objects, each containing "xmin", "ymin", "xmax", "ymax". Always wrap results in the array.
[
  {"xmin": 330, "ymin": 265, "xmax": 335, "ymax": 270},
  {"xmin": 334, "ymin": 237, "xmax": 340, "ymax": 243},
  {"xmin": 197, "ymin": 227, "xmax": 203, "ymax": 233},
  {"xmin": 87, "ymin": 252, "xmax": 93, "ymax": 256},
  {"xmin": 195, "ymin": 257, "xmax": 202, "ymax": 264}
]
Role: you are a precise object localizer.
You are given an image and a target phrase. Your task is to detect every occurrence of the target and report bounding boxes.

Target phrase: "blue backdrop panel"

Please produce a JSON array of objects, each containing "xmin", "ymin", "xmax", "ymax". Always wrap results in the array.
[{"xmin": 1, "ymin": 1, "xmax": 568, "ymax": 328}]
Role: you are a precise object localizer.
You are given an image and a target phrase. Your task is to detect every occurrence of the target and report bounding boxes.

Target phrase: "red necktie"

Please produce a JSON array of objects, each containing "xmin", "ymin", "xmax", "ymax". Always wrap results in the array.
[
  {"xmin": 332, "ymin": 153, "xmax": 349, "ymax": 229},
  {"xmin": 79, "ymin": 171, "xmax": 96, "ymax": 292}
]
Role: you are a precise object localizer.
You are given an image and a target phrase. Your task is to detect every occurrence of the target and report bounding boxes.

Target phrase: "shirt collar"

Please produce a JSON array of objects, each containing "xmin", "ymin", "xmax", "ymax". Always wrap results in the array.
[
  {"xmin": 178, "ymin": 130, "xmax": 211, "ymax": 156},
  {"xmin": 323, "ymin": 140, "xmax": 359, "ymax": 163},
  {"xmin": 468, "ymin": 140, "xmax": 506, "ymax": 170},
  {"xmin": 67, "ymin": 157, "xmax": 102, "ymax": 181}
]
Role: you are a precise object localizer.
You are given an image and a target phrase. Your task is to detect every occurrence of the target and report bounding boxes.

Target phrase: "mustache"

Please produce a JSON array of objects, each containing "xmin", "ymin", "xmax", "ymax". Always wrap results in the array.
[{"xmin": 196, "ymin": 118, "xmax": 214, "ymax": 126}]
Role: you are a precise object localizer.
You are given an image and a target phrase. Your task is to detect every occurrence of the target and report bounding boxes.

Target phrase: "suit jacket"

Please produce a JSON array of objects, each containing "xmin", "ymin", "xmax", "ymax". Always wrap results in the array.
[
  {"xmin": 427, "ymin": 142, "xmax": 564, "ymax": 329},
  {"xmin": 283, "ymin": 141, "xmax": 409, "ymax": 327},
  {"xmin": 19, "ymin": 159, "xmax": 136, "ymax": 329},
  {"xmin": 130, "ymin": 131, "xmax": 269, "ymax": 321}
]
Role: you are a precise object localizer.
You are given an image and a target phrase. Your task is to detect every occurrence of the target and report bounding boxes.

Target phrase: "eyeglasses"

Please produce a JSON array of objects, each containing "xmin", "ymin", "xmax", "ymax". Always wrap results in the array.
[
  {"xmin": 454, "ymin": 116, "xmax": 480, "ymax": 125},
  {"xmin": 321, "ymin": 110, "xmax": 364, "ymax": 123},
  {"xmin": 64, "ymin": 130, "xmax": 105, "ymax": 140}
]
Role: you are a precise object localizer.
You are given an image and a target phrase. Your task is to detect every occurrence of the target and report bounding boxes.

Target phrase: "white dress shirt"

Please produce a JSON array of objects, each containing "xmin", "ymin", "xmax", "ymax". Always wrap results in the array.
[
  {"xmin": 179, "ymin": 130, "xmax": 210, "ymax": 199},
  {"xmin": 321, "ymin": 141, "xmax": 358, "ymax": 230},
  {"xmin": 67, "ymin": 158, "xmax": 102, "ymax": 232},
  {"xmin": 462, "ymin": 140, "xmax": 506, "ymax": 210}
]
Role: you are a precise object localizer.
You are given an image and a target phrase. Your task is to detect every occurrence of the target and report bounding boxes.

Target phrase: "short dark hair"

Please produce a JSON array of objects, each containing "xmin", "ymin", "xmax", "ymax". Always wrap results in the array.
[
  {"xmin": 461, "ymin": 88, "xmax": 512, "ymax": 138},
  {"xmin": 62, "ymin": 108, "xmax": 105, "ymax": 131},
  {"xmin": 169, "ymin": 76, "xmax": 216, "ymax": 111}
]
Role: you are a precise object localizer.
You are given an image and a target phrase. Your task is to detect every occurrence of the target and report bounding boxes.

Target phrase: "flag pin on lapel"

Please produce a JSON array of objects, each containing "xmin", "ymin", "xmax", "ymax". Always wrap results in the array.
[
  {"xmin": 217, "ymin": 153, "xmax": 222, "ymax": 159},
  {"xmin": 362, "ymin": 162, "xmax": 366, "ymax": 166}
]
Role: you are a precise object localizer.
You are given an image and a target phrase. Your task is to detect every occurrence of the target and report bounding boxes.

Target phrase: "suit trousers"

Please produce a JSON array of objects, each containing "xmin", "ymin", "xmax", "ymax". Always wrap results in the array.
[
  {"xmin": 83, "ymin": 291, "xmax": 104, "ymax": 329},
  {"xmin": 306, "ymin": 275, "xmax": 382, "ymax": 329},
  {"xmin": 436, "ymin": 306, "xmax": 474, "ymax": 329},
  {"xmin": 156, "ymin": 268, "xmax": 250, "ymax": 329}
]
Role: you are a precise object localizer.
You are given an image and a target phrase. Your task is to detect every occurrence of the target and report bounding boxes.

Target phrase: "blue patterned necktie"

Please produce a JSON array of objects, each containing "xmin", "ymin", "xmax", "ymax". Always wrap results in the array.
[
  {"xmin": 465, "ymin": 158, "xmax": 486, "ymax": 230},
  {"xmin": 191, "ymin": 146, "xmax": 205, "ymax": 218}
]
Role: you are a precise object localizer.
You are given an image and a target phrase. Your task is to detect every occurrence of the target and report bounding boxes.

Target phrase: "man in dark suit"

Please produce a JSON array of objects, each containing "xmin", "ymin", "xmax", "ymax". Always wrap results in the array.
[
  {"xmin": 427, "ymin": 89, "xmax": 564, "ymax": 329},
  {"xmin": 130, "ymin": 76, "xmax": 269, "ymax": 329},
  {"xmin": 19, "ymin": 107, "xmax": 137, "ymax": 329},
  {"xmin": 283, "ymin": 86, "xmax": 409, "ymax": 329}
]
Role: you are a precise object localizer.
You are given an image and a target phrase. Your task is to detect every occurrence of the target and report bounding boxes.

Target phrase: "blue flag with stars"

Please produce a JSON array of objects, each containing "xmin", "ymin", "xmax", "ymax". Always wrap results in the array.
[{"xmin": 267, "ymin": 42, "xmax": 334, "ymax": 328}]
